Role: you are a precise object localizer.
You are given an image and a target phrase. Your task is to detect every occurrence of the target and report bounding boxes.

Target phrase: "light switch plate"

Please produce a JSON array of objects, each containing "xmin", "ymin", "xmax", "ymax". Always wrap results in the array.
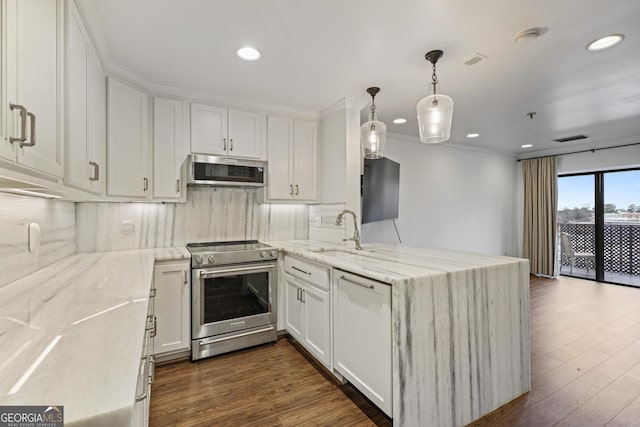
[{"xmin": 28, "ymin": 222, "xmax": 41, "ymax": 252}]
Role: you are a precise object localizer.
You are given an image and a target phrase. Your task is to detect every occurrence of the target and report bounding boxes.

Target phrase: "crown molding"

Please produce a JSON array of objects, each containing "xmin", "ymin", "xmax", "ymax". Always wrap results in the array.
[
  {"xmin": 104, "ymin": 60, "xmax": 321, "ymax": 120},
  {"xmin": 516, "ymin": 136, "xmax": 640, "ymax": 160},
  {"xmin": 75, "ymin": 0, "xmax": 109, "ymax": 65}
]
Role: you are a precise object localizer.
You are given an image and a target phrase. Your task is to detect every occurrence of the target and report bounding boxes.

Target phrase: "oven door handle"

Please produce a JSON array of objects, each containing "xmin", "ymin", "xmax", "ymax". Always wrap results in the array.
[
  {"xmin": 199, "ymin": 326, "xmax": 274, "ymax": 347},
  {"xmin": 198, "ymin": 264, "xmax": 275, "ymax": 278}
]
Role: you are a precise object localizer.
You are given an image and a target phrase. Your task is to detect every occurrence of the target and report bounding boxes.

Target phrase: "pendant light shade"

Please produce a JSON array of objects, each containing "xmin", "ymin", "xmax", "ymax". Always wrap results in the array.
[
  {"xmin": 417, "ymin": 50, "xmax": 454, "ymax": 144},
  {"xmin": 361, "ymin": 87, "xmax": 387, "ymax": 159}
]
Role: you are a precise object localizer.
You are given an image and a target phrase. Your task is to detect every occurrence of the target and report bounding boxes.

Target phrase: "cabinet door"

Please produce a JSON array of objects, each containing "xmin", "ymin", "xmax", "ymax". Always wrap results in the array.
[
  {"xmin": 107, "ymin": 78, "xmax": 149, "ymax": 198},
  {"xmin": 293, "ymin": 120, "xmax": 317, "ymax": 201},
  {"xmin": 153, "ymin": 97, "xmax": 183, "ymax": 200},
  {"xmin": 7, "ymin": 0, "xmax": 63, "ymax": 177},
  {"xmin": 154, "ymin": 263, "xmax": 191, "ymax": 355},
  {"xmin": 190, "ymin": 103, "xmax": 226, "ymax": 156},
  {"xmin": 88, "ymin": 49, "xmax": 105, "ymax": 194},
  {"xmin": 228, "ymin": 109, "xmax": 262, "ymax": 159},
  {"xmin": 284, "ymin": 274, "xmax": 304, "ymax": 341},
  {"xmin": 267, "ymin": 116, "xmax": 293, "ymax": 200},
  {"xmin": 0, "ymin": 0, "xmax": 13, "ymax": 161},
  {"xmin": 65, "ymin": 1, "xmax": 90, "ymax": 190},
  {"xmin": 301, "ymin": 283, "xmax": 331, "ymax": 367},
  {"xmin": 334, "ymin": 271, "xmax": 392, "ymax": 417}
]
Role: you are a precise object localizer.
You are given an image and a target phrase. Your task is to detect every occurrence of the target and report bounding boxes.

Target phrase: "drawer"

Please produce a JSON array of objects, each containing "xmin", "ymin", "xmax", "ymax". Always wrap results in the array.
[{"xmin": 284, "ymin": 255, "xmax": 330, "ymax": 290}]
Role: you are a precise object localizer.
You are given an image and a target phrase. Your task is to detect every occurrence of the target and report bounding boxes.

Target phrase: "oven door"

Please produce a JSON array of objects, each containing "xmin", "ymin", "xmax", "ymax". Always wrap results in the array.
[{"xmin": 192, "ymin": 262, "xmax": 277, "ymax": 340}]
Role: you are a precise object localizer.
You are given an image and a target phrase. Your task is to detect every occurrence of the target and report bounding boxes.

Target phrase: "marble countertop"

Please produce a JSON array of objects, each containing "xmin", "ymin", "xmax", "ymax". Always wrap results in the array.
[
  {"xmin": 267, "ymin": 239, "xmax": 526, "ymax": 285},
  {"xmin": 0, "ymin": 247, "xmax": 189, "ymax": 426}
]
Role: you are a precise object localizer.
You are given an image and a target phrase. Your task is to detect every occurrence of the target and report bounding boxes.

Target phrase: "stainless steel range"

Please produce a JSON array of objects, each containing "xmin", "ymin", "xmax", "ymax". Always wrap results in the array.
[{"xmin": 187, "ymin": 240, "xmax": 278, "ymax": 361}]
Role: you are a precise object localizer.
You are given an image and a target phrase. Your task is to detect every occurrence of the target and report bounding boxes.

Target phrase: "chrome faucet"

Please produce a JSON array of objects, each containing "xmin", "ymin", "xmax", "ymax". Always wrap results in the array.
[{"xmin": 335, "ymin": 210, "xmax": 363, "ymax": 250}]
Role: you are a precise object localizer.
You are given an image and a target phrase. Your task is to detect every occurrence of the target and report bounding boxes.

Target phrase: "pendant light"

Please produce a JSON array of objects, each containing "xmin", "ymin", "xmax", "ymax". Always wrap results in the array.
[
  {"xmin": 361, "ymin": 87, "xmax": 387, "ymax": 159},
  {"xmin": 417, "ymin": 50, "xmax": 454, "ymax": 144}
]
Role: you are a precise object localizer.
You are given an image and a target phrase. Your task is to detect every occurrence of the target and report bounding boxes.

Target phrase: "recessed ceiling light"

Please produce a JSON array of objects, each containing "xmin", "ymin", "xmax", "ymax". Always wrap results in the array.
[
  {"xmin": 393, "ymin": 118, "xmax": 407, "ymax": 124},
  {"xmin": 521, "ymin": 144, "xmax": 533, "ymax": 148},
  {"xmin": 587, "ymin": 34, "xmax": 624, "ymax": 51},
  {"xmin": 466, "ymin": 133, "xmax": 479, "ymax": 138},
  {"xmin": 237, "ymin": 47, "xmax": 261, "ymax": 61}
]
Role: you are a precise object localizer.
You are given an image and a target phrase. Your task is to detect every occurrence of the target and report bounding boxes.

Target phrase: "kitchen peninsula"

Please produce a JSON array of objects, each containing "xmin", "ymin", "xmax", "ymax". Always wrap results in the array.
[
  {"xmin": 271, "ymin": 240, "xmax": 530, "ymax": 426},
  {"xmin": 0, "ymin": 240, "xmax": 528, "ymax": 426}
]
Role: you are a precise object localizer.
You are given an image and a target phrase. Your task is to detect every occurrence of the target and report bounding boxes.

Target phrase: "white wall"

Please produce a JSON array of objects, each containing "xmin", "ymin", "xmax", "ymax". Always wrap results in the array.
[{"xmin": 361, "ymin": 135, "xmax": 518, "ymax": 256}]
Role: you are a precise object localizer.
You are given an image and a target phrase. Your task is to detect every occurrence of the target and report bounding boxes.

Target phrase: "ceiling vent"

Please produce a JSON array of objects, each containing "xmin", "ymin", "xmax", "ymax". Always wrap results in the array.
[
  {"xmin": 554, "ymin": 134, "xmax": 588, "ymax": 143},
  {"xmin": 463, "ymin": 53, "xmax": 488, "ymax": 66}
]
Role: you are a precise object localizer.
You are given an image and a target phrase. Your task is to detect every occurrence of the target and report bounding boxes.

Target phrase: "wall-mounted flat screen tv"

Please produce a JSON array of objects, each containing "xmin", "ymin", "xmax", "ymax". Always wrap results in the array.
[{"xmin": 362, "ymin": 157, "xmax": 400, "ymax": 224}]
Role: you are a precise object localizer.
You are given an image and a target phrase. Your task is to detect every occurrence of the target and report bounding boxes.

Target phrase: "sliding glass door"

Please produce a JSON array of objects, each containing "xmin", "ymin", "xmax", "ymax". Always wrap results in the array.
[{"xmin": 558, "ymin": 169, "xmax": 640, "ymax": 286}]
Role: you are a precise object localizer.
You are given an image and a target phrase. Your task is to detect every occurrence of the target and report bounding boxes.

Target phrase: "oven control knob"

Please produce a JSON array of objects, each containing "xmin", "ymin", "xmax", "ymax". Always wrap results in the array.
[
  {"xmin": 208, "ymin": 255, "xmax": 216, "ymax": 264},
  {"xmin": 260, "ymin": 251, "xmax": 268, "ymax": 258},
  {"xmin": 195, "ymin": 256, "xmax": 203, "ymax": 265},
  {"xmin": 269, "ymin": 251, "xmax": 277, "ymax": 258}
]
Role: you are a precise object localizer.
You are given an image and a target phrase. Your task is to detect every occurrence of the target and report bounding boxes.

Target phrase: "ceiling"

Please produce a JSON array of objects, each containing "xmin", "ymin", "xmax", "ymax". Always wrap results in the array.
[{"xmin": 87, "ymin": 0, "xmax": 640, "ymax": 154}]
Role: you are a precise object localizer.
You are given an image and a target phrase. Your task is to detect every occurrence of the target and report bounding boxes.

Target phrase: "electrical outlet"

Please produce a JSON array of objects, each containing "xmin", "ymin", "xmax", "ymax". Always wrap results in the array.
[
  {"xmin": 315, "ymin": 216, "xmax": 322, "ymax": 227},
  {"xmin": 120, "ymin": 220, "xmax": 134, "ymax": 234}
]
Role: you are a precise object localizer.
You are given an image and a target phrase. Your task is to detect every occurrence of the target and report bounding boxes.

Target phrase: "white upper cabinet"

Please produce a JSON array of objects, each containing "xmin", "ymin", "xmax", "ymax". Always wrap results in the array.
[
  {"xmin": 107, "ymin": 77, "xmax": 150, "ymax": 198},
  {"xmin": 153, "ymin": 97, "xmax": 184, "ymax": 201},
  {"xmin": 87, "ymin": 48, "xmax": 105, "ymax": 195},
  {"xmin": 65, "ymin": 0, "xmax": 104, "ymax": 194},
  {"xmin": 3, "ymin": 0, "xmax": 64, "ymax": 177},
  {"xmin": 65, "ymin": 0, "xmax": 90, "ymax": 190},
  {"xmin": 265, "ymin": 116, "xmax": 317, "ymax": 203},
  {"xmin": 191, "ymin": 102, "xmax": 264, "ymax": 159}
]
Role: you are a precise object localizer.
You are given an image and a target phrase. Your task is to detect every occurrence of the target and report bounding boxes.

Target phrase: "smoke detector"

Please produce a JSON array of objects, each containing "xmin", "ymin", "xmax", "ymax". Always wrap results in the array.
[{"xmin": 514, "ymin": 27, "xmax": 548, "ymax": 44}]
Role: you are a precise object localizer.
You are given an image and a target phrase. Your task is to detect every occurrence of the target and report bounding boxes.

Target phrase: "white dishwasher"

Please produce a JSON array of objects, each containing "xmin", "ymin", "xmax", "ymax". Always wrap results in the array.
[{"xmin": 333, "ymin": 269, "xmax": 392, "ymax": 418}]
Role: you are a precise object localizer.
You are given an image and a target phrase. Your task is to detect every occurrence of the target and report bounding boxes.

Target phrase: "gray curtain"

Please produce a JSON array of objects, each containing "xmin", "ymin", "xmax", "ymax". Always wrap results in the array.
[{"xmin": 522, "ymin": 156, "xmax": 557, "ymax": 276}]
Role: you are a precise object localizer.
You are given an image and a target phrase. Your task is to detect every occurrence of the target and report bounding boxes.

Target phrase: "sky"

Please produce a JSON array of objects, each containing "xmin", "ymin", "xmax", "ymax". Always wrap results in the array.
[{"xmin": 558, "ymin": 170, "xmax": 640, "ymax": 210}]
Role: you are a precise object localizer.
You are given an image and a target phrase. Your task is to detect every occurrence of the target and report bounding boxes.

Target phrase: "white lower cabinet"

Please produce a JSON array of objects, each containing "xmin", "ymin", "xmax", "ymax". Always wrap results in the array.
[
  {"xmin": 334, "ymin": 270, "xmax": 392, "ymax": 417},
  {"xmin": 283, "ymin": 255, "xmax": 331, "ymax": 368},
  {"xmin": 154, "ymin": 261, "xmax": 191, "ymax": 358},
  {"xmin": 134, "ymin": 283, "xmax": 156, "ymax": 427}
]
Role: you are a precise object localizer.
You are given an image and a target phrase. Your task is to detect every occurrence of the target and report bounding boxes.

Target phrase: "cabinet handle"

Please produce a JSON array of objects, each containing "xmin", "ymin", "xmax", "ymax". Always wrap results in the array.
[
  {"xmin": 289, "ymin": 184, "xmax": 293, "ymax": 196},
  {"xmin": 21, "ymin": 112, "xmax": 36, "ymax": 147},
  {"xmin": 291, "ymin": 266, "xmax": 311, "ymax": 276},
  {"xmin": 295, "ymin": 184, "xmax": 299, "ymax": 196},
  {"xmin": 89, "ymin": 161, "xmax": 99, "ymax": 181},
  {"xmin": 151, "ymin": 315, "xmax": 157, "ymax": 338},
  {"xmin": 143, "ymin": 177, "xmax": 148, "ymax": 191},
  {"xmin": 296, "ymin": 287, "xmax": 301, "ymax": 301},
  {"xmin": 340, "ymin": 275, "xmax": 375, "ymax": 289},
  {"xmin": 230, "ymin": 138, "xmax": 233, "ymax": 151},
  {"xmin": 149, "ymin": 288, "xmax": 156, "ymax": 298},
  {"xmin": 9, "ymin": 103, "xmax": 27, "ymax": 144},
  {"xmin": 300, "ymin": 289, "xmax": 305, "ymax": 303},
  {"xmin": 182, "ymin": 270, "xmax": 188, "ymax": 285},
  {"xmin": 148, "ymin": 355, "xmax": 156, "ymax": 384},
  {"xmin": 176, "ymin": 179, "xmax": 180, "ymax": 193},
  {"xmin": 223, "ymin": 138, "xmax": 227, "ymax": 151}
]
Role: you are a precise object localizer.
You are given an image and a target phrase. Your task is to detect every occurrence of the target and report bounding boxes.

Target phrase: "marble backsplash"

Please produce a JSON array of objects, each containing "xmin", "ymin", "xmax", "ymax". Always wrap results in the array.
[
  {"xmin": 0, "ymin": 193, "xmax": 76, "ymax": 288},
  {"xmin": 76, "ymin": 187, "xmax": 309, "ymax": 252},
  {"xmin": 308, "ymin": 203, "xmax": 347, "ymax": 244}
]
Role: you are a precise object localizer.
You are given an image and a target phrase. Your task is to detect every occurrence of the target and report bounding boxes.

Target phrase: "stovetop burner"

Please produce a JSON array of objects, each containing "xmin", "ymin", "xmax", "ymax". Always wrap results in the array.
[
  {"xmin": 186, "ymin": 240, "xmax": 277, "ymax": 267},
  {"xmin": 187, "ymin": 240, "xmax": 271, "ymax": 253}
]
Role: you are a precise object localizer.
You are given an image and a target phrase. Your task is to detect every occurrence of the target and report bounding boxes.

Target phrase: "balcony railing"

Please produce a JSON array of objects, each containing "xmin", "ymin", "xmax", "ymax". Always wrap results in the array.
[{"xmin": 558, "ymin": 223, "xmax": 640, "ymax": 276}]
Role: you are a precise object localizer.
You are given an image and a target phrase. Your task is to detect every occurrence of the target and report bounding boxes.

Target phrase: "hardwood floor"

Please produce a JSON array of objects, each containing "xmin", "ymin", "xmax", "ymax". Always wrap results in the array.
[
  {"xmin": 470, "ymin": 275, "xmax": 640, "ymax": 426},
  {"xmin": 149, "ymin": 337, "xmax": 392, "ymax": 426},
  {"xmin": 150, "ymin": 275, "xmax": 640, "ymax": 426}
]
